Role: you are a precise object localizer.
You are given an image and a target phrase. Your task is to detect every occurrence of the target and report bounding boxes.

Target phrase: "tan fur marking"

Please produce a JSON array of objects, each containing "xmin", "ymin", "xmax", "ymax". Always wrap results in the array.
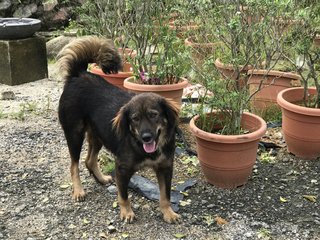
[
  {"xmin": 116, "ymin": 184, "xmax": 135, "ymax": 223},
  {"xmin": 85, "ymin": 134, "xmax": 112, "ymax": 184},
  {"xmin": 70, "ymin": 160, "xmax": 86, "ymax": 201},
  {"xmin": 158, "ymin": 174, "xmax": 181, "ymax": 223},
  {"xmin": 85, "ymin": 146, "xmax": 112, "ymax": 184}
]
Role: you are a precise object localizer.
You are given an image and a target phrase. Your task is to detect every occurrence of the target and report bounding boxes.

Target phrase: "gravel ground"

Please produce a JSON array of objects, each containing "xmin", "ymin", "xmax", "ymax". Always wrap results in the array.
[{"xmin": 0, "ymin": 63, "xmax": 319, "ymax": 240}]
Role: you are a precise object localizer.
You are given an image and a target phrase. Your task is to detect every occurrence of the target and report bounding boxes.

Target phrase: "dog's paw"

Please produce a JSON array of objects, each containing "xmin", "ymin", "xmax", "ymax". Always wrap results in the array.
[
  {"xmin": 120, "ymin": 208, "xmax": 135, "ymax": 223},
  {"xmin": 100, "ymin": 175, "xmax": 113, "ymax": 185},
  {"xmin": 72, "ymin": 189, "xmax": 86, "ymax": 202},
  {"xmin": 163, "ymin": 209, "xmax": 181, "ymax": 224}
]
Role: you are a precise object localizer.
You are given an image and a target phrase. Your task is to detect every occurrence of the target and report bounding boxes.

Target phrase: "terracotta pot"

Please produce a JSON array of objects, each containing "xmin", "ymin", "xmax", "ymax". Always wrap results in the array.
[
  {"xmin": 277, "ymin": 87, "xmax": 320, "ymax": 160},
  {"xmin": 123, "ymin": 76, "xmax": 188, "ymax": 107},
  {"xmin": 248, "ymin": 69, "xmax": 301, "ymax": 116},
  {"xmin": 214, "ymin": 58, "xmax": 253, "ymax": 89},
  {"xmin": 118, "ymin": 48, "xmax": 136, "ymax": 72},
  {"xmin": 90, "ymin": 65, "xmax": 132, "ymax": 90},
  {"xmin": 189, "ymin": 111, "xmax": 267, "ymax": 188},
  {"xmin": 185, "ymin": 38, "xmax": 221, "ymax": 64},
  {"xmin": 169, "ymin": 21, "xmax": 199, "ymax": 38},
  {"xmin": 314, "ymin": 35, "xmax": 320, "ymax": 48}
]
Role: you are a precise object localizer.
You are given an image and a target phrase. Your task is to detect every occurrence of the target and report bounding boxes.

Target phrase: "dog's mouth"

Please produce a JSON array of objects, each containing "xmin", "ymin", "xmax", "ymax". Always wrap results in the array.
[
  {"xmin": 143, "ymin": 141, "xmax": 157, "ymax": 153},
  {"xmin": 141, "ymin": 130, "xmax": 160, "ymax": 154}
]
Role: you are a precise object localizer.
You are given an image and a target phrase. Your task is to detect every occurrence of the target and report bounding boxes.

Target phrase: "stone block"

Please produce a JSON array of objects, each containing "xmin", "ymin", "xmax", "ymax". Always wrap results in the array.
[{"xmin": 0, "ymin": 36, "xmax": 48, "ymax": 85}]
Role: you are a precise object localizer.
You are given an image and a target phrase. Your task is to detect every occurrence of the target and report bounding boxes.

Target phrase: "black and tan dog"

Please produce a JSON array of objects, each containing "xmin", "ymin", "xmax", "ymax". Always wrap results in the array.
[{"xmin": 57, "ymin": 36, "xmax": 180, "ymax": 223}]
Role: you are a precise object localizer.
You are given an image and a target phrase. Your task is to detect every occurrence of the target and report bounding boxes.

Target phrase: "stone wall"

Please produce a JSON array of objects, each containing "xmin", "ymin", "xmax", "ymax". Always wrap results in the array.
[{"xmin": 0, "ymin": 0, "xmax": 83, "ymax": 30}]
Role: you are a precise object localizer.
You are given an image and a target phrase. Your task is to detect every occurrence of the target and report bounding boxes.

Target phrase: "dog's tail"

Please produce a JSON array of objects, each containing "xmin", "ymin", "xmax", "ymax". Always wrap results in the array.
[{"xmin": 57, "ymin": 36, "xmax": 122, "ymax": 79}]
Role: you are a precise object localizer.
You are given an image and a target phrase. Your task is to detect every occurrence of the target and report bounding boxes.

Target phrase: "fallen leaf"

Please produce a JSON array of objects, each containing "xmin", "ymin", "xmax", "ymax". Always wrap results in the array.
[
  {"xmin": 280, "ymin": 196, "xmax": 288, "ymax": 203},
  {"xmin": 179, "ymin": 199, "xmax": 191, "ymax": 207},
  {"xmin": 173, "ymin": 233, "xmax": 187, "ymax": 239},
  {"xmin": 83, "ymin": 218, "xmax": 90, "ymax": 224},
  {"xmin": 180, "ymin": 191, "xmax": 189, "ymax": 196},
  {"xmin": 60, "ymin": 184, "xmax": 70, "ymax": 189},
  {"xmin": 122, "ymin": 233, "xmax": 129, "ymax": 238},
  {"xmin": 303, "ymin": 195, "xmax": 317, "ymax": 202},
  {"xmin": 112, "ymin": 201, "xmax": 118, "ymax": 208},
  {"xmin": 22, "ymin": 173, "xmax": 28, "ymax": 179},
  {"xmin": 68, "ymin": 224, "xmax": 76, "ymax": 229},
  {"xmin": 215, "ymin": 216, "xmax": 228, "ymax": 225},
  {"xmin": 99, "ymin": 232, "xmax": 108, "ymax": 238}
]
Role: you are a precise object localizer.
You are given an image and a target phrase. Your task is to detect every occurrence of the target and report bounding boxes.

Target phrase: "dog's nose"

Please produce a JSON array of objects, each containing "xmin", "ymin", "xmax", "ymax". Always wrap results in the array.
[{"xmin": 141, "ymin": 132, "xmax": 153, "ymax": 143}]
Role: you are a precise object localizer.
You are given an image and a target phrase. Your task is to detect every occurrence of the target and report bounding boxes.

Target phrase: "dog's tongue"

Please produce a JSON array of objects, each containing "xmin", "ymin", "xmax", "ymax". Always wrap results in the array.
[{"xmin": 143, "ymin": 141, "xmax": 156, "ymax": 153}]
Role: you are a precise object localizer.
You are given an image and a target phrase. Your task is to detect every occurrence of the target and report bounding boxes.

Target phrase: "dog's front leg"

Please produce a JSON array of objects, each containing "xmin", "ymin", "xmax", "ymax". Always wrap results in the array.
[
  {"xmin": 115, "ymin": 164, "xmax": 135, "ymax": 223},
  {"xmin": 155, "ymin": 166, "xmax": 181, "ymax": 223}
]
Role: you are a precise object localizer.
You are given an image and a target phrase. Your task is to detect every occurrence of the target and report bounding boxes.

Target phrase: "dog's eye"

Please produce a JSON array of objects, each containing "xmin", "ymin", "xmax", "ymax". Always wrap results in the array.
[
  {"xmin": 131, "ymin": 115, "xmax": 140, "ymax": 122},
  {"xmin": 148, "ymin": 111, "xmax": 159, "ymax": 119}
]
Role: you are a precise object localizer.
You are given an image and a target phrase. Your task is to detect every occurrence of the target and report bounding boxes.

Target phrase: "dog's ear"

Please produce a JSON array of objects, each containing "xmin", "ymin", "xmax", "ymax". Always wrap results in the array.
[
  {"xmin": 112, "ymin": 105, "xmax": 130, "ymax": 138},
  {"xmin": 161, "ymin": 98, "xmax": 180, "ymax": 127}
]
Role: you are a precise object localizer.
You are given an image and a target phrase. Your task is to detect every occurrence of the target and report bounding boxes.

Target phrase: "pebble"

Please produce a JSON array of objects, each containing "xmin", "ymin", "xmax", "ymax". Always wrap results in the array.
[
  {"xmin": 107, "ymin": 185, "xmax": 117, "ymax": 194},
  {"xmin": 107, "ymin": 225, "xmax": 116, "ymax": 233},
  {"xmin": 207, "ymin": 204, "xmax": 216, "ymax": 209},
  {"xmin": 201, "ymin": 200, "xmax": 208, "ymax": 205},
  {"xmin": 1, "ymin": 91, "xmax": 15, "ymax": 100},
  {"xmin": 133, "ymin": 203, "xmax": 140, "ymax": 209}
]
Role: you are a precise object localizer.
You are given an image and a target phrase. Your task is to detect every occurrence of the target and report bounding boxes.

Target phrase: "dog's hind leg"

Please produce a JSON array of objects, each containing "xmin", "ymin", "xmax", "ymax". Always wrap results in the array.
[
  {"xmin": 85, "ymin": 131, "xmax": 112, "ymax": 184},
  {"xmin": 63, "ymin": 124, "xmax": 86, "ymax": 201}
]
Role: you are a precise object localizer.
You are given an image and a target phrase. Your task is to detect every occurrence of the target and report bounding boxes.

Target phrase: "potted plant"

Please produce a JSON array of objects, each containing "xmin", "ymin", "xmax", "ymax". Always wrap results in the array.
[
  {"xmin": 277, "ymin": 2, "xmax": 320, "ymax": 160},
  {"xmin": 205, "ymin": 0, "xmax": 301, "ymax": 117},
  {"xmin": 245, "ymin": 1, "xmax": 303, "ymax": 117},
  {"xmin": 189, "ymin": 58, "xmax": 267, "ymax": 188},
  {"xmin": 118, "ymin": 0, "xmax": 190, "ymax": 107},
  {"xmin": 187, "ymin": 0, "xmax": 300, "ymax": 188}
]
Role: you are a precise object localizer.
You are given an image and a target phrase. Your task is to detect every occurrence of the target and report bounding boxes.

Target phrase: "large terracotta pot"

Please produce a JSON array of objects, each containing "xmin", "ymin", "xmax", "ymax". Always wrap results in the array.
[
  {"xmin": 90, "ymin": 65, "xmax": 132, "ymax": 90},
  {"xmin": 248, "ymin": 69, "xmax": 301, "ymax": 116},
  {"xmin": 189, "ymin": 111, "xmax": 267, "ymax": 188},
  {"xmin": 123, "ymin": 76, "xmax": 188, "ymax": 107},
  {"xmin": 277, "ymin": 87, "xmax": 320, "ymax": 160},
  {"xmin": 214, "ymin": 58, "xmax": 253, "ymax": 89}
]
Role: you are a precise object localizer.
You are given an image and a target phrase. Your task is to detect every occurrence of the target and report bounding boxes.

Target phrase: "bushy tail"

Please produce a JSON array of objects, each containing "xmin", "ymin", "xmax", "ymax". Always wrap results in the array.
[{"xmin": 57, "ymin": 36, "xmax": 122, "ymax": 79}]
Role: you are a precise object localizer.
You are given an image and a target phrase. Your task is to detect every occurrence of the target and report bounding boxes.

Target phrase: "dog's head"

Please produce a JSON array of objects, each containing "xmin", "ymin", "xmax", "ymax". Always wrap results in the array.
[{"xmin": 113, "ymin": 93, "xmax": 179, "ymax": 154}]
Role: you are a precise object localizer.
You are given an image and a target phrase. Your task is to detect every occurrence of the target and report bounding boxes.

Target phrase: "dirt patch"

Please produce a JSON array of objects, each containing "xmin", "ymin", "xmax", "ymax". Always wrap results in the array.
[{"xmin": 0, "ymin": 63, "xmax": 319, "ymax": 240}]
